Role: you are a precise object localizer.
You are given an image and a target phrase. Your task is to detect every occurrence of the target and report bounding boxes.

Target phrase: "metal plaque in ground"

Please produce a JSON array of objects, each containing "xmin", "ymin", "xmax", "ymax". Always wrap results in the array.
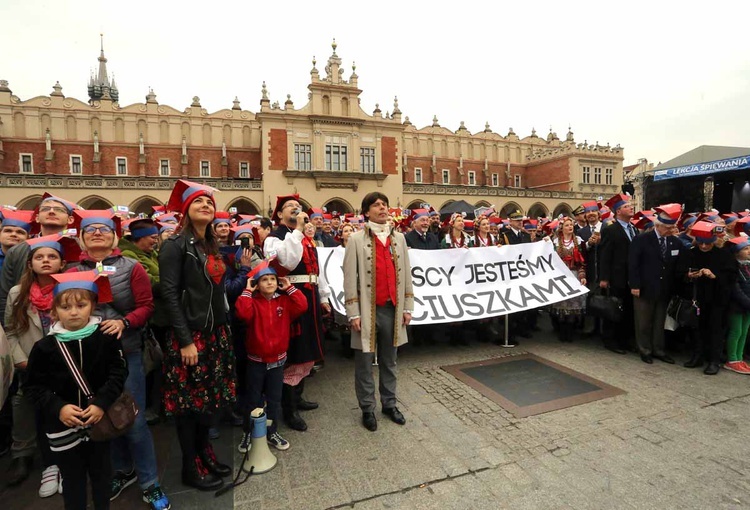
[{"xmin": 442, "ymin": 353, "xmax": 625, "ymax": 418}]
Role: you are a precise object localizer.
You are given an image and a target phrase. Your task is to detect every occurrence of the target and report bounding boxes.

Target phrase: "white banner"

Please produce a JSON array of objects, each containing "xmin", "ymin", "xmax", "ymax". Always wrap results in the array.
[{"xmin": 318, "ymin": 242, "xmax": 588, "ymax": 325}]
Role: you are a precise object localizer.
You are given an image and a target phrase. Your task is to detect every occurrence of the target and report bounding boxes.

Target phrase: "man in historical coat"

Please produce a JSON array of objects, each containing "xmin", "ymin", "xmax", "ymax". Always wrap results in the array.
[{"xmin": 343, "ymin": 192, "xmax": 414, "ymax": 432}]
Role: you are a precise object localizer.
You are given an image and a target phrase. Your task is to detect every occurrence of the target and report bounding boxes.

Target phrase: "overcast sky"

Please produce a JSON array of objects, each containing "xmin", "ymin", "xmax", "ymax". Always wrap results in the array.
[{"xmin": 2, "ymin": 0, "xmax": 748, "ymax": 166}]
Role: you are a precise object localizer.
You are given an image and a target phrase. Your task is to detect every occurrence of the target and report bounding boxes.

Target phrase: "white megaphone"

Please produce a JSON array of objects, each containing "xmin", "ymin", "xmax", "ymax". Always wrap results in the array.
[{"xmin": 242, "ymin": 408, "xmax": 277, "ymax": 474}]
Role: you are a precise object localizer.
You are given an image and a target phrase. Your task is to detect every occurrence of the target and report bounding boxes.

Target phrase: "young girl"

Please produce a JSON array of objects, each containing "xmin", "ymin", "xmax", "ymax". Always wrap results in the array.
[
  {"xmin": 24, "ymin": 270, "xmax": 127, "ymax": 510},
  {"xmin": 5, "ymin": 234, "xmax": 78, "ymax": 497},
  {"xmin": 725, "ymin": 236, "xmax": 750, "ymax": 374},
  {"xmin": 235, "ymin": 265, "xmax": 307, "ymax": 453}
]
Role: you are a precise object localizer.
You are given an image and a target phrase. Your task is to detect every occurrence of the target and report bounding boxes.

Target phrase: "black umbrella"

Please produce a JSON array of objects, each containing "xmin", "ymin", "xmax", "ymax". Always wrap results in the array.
[{"xmin": 439, "ymin": 200, "xmax": 476, "ymax": 220}]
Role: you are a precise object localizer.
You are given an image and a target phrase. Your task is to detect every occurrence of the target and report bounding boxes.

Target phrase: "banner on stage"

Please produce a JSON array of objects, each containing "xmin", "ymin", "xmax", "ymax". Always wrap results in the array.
[{"xmin": 318, "ymin": 242, "xmax": 588, "ymax": 325}]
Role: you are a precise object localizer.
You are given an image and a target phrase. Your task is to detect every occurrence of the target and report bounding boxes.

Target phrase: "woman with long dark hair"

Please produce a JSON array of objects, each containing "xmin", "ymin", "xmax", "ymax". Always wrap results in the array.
[
  {"xmin": 158, "ymin": 180, "xmax": 235, "ymax": 491},
  {"xmin": 550, "ymin": 217, "xmax": 587, "ymax": 342}
]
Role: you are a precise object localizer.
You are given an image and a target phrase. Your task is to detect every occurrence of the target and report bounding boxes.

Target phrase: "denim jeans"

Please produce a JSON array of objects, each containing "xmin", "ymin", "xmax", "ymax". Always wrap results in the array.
[
  {"xmin": 245, "ymin": 360, "xmax": 283, "ymax": 435},
  {"xmin": 111, "ymin": 351, "xmax": 159, "ymax": 490}
]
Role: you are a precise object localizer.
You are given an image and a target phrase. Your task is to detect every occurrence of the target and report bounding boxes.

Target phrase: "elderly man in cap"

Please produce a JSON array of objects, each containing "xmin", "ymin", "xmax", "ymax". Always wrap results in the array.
[
  {"xmin": 628, "ymin": 204, "xmax": 685, "ymax": 364},
  {"xmin": 598, "ymin": 193, "xmax": 636, "ymax": 354},
  {"xmin": 265, "ymin": 195, "xmax": 331, "ymax": 431}
]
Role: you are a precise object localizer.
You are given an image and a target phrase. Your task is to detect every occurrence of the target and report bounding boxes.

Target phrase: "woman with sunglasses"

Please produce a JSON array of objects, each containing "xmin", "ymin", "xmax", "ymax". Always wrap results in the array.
[{"xmin": 68, "ymin": 210, "xmax": 170, "ymax": 510}]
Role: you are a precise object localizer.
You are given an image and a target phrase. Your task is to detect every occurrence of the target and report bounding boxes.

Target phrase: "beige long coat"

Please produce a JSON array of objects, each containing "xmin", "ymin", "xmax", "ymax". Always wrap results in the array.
[
  {"xmin": 343, "ymin": 225, "xmax": 414, "ymax": 353},
  {"xmin": 5, "ymin": 285, "xmax": 44, "ymax": 365}
]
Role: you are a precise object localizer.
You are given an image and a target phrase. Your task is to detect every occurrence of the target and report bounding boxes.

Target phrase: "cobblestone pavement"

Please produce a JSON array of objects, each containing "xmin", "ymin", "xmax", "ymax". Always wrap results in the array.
[{"xmin": 4, "ymin": 318, "xmax": 750, "ymax": 509}]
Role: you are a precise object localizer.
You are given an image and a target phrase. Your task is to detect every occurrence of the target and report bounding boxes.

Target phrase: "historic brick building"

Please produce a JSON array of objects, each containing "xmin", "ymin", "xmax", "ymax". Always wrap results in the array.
[{"xmin": 0, "ymin": 39, "xmax": 624, "ymax": 217}]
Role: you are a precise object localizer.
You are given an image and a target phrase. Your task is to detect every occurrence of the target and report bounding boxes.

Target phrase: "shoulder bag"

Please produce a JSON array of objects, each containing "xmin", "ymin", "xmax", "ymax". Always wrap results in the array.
[
  {"xmin": 667, "ymin": 285, "xmax": 699, "ymax": 329},
  {"xmin": 587, "ymin": 287, "xmax": 623, "ymax": 322},
  {"xmin": 56, "ymin": 340, "xmax": 138, "ymax": 442}
]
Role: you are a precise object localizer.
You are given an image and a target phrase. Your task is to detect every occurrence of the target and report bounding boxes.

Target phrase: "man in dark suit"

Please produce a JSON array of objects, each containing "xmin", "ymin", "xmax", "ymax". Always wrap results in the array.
[
  {"xmin": 573, "ymin": 205, "xmax": 587, "ymax": 236},
  {"xmin": 501, "ymin": 210, "xmax": 533, "ymax": 340},
  {"xmin": 629, "ymin": 204, "xmax": 684, "ymax": 364},
  {"xmin": 599, "ymin": 194, "xmax": 636, "ymax": 354},
  {"xmin": 405, "ymin": 209, "xmax": 440, "ymax": 250},
  {"xmin": 578, "ymin": 201, "xmax": 603, "ymax": 333}
]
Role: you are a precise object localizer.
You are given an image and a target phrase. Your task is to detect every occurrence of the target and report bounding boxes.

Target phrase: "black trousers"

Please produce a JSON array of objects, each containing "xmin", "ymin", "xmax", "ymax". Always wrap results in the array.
[
  {"xmin": 56, "ymin": 440, "xmax": 112, "ymax": 510},
  {"xmin": 689, "ymin": 303, "xmax": 726, "ymax": 363}
]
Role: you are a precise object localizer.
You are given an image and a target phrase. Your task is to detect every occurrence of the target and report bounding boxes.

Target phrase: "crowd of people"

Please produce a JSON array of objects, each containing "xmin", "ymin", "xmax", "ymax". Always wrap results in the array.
[{"xmin": 0, "ymin": 181, "xmax": 749, "ymax": 510}]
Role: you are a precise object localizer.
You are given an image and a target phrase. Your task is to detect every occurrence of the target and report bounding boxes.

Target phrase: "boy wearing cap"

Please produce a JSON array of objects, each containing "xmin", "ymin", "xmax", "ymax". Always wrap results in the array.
[
  {"xmin": 598, "ymin": 193, "xmax": 636, "ymax": 354},
  {"xmin": 0, "ymin": 195, "xmax": 77, "ymax": 322},
  {"xmin": 628, "ymin": 204, "xmax": 685, "ymax": 365},
  {"xmin": 235, "ymin": 266, "xmax": 307, "ymax": 452}
]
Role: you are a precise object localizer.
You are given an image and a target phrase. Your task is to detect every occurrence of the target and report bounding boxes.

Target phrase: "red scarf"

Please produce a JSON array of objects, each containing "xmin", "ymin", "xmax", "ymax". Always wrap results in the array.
[
  {"xmin": 301, "ymin": 235, "xmax": 319, "ymax": 275},
  {"xmin": 30, "ymin": 281, "xmax": 55, "ymax": 312}
]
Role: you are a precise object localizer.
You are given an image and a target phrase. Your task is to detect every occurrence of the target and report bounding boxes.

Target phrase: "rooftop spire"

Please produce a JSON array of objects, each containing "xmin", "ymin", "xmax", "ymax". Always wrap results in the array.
[{"xmin": 88, "ymin": 33, "xmax": 118, "ymax": 103}]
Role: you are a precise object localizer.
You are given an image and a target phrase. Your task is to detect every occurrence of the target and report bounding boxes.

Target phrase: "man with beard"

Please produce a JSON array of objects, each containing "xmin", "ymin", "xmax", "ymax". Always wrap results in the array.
[{"xmin": 264, "ymin": 195, "xmax": 331, "ymax": 431}]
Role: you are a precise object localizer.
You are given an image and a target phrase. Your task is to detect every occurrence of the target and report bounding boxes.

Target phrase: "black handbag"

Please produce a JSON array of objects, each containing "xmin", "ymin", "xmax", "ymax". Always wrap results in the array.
[
  {"xmin": 142, "ymin": 328, "xmax": 163, "ymax": 375},
  {"xmin": 56, "ymin": 340, "xmax": 138, "ymax": 442},
  {"xmin": 587, "ymin": 287, "xmax": 623, "ymax": 322},
  {"xmin": 667, "ymin": 287, "xmax": 699, "ymax": 329}
]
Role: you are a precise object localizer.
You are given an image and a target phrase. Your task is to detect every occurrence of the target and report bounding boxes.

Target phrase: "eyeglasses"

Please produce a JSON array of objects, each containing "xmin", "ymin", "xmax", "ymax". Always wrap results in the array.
[
  {"xmin": 83, "ymin": 225, "xmax": 113, "ymax": 234},
  {"xmin": 39, "ymin": 206, "xmax": 68, "ymax": 214}
]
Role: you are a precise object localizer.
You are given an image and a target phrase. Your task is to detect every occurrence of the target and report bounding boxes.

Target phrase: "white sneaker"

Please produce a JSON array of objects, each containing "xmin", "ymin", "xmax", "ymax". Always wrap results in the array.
[
  {"xmin": 238, "ymin": 432, "xmax": 252, "ymax": 454},
  {"xmin": 58, "ymin": 477, "xmax": 63, "ymax": 494},
  {"xmin": 39, "ymin": 465, "xmax": 60, "ymax": 498}
]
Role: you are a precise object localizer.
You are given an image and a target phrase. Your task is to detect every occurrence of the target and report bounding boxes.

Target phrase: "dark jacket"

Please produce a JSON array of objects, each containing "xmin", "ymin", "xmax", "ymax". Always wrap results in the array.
[
  {"xmin": 675, "ymin": 245, "xmax": 736, "ymax": 307},
  {"xmin": 159, "ymin": 232, "xmax": 229, "ymax": 348},
  {"xmin": 500, "ymin": 228, "xmax": 530, "ymax": 245},
  {"xmin": 599, "ymin": 220, "xmax": 633, "ymax": 290},
  {"xmin": 628, "ymin": 231, "xmax": 685, "ymax": 301},
  {"xmin": 404, "ymin": 229, "xmax": 440, "ymax": 250},
  {"xmin": 731, "ymin": 263, "xmax": 750, "ymax": 313},
  {"xmin": 25, "ymin": 328, "xmax": 128, "ymax": 436}
]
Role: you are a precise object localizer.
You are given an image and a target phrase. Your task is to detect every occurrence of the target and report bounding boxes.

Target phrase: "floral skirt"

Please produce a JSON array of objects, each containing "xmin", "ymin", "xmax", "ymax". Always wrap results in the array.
[{"xmin": 162, "ymin": 325, "xmax": 236, "ymax": 416}]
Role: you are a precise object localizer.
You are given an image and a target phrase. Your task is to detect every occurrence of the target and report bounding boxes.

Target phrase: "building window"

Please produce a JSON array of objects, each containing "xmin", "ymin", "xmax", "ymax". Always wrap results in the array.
[
  {"xmin": 70, "ymin": 155, "xmax": 82, "ymax": 175},
  {"xmin": 159, "ymin": 159, "xmax": 170, "ymax": 177},
  {"xmin": 491, "ymin": 173, "xmax": 499, "ymax": 187},
  {"xmin": 325, "ymin": 144, "xmax": 348, "ymax": 171},
  {"xmin": 605, "ymin": 167, "xmax": 613, "ymax": 185},
  {"xmin": 116, "ymin": 157, "xmax": 127, "ymax": 176},
  {"xmin": 294, "ymin": 144, "xmax": 312, "ymax": 171},
  {"xmin": 414, "ymin": 167, "xmax": 422, "ymax": 183},
  {"xmin": 468, "ymin": 171, "xmax": 476, "ymax": 186},
  {"xmin": 514, "ymin": 174, "xmax": 522, "ymax": 188},
  {"xmin": 19, "ymin": 154, "xmax": 33, "ymax": 174},
  {"xmin": 594, "ymin": 166, "xmax": 602, "ymax": 184},
  {"xmin": 442, "ymin": 169, "xmax": 450, "ymax": 185},
  {"xmin": 582, "ymin": 166, "xmax": 590, "ymax": 184},
  {"xmin": 200, "ymin": 160, "xmax": 210, "ymax": 177},
  {"xmin": 239, "ymin": 161, "xmax": 250, "ymax": 178},
  {"xmin": 360, "ymin": 147, "xmax": 375, "ymax": 173}
]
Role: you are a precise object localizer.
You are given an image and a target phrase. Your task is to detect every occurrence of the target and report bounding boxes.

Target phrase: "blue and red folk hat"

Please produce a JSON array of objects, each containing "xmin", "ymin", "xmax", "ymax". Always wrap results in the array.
[
  {"xmin": 633, "ymin": 215, "xmax": 655, "ymax": 231},
  {"xmin": 408, "ymin": 209, "xmax": 430, "ymax": 224},
  {"xmin": 212, "ymin": 211, "xmax": 231, "ymax": 227},
  {"xmin": 123, "ymin": 218, "xmax": 158, "ymax": 240},
  {"xmin": 272, "ymin": 194, "xmax": 301, "ymax": 224},
  {"xmin": 581, "ymin": 201, "xmax": 599, "ymax": 213},
  {"xmin": 0, "ymin": 209, "xmax": 34, "ymax": 233},
  {"xmin": 691, "ymin": 221, "xmax": 718, "ymax": 244},
  {"xmin": 166, "ymin": 180, "xmax": 217, "ymax": 216},
  {"xmin": 308, "ymin": 208, "xmax": 325, "ymax": 219},
  {"xmin": 247, "ymin": 257, "xmax": 279, "ymax": 284},
  {"xmin": 36, "ymin": 193, "xmax": 81, "ymax": 215},
  {"xmin": 524, "ymin": 219, "xmax": 539, "ymax": 231},
  {"xmin": 230, "ymin": 224, "xmax": 260, "ymax": 245},
  {"xmin": 654, "ymin": 203, "xmax": 682, "ymax": 225},
  {"xmin": 728, "ymin": 236, "xmax": 750, "ymax": 253},
  {"xmin": 26, "ymin": 231, "xmax": 81, "ymax": 262},
  {"xmin": 73, "ymin": 210, "xmax": 122, "ymax": 237},
  {"xmin": 604, "ymin": 193, "xmax": 631, "ymax": 213},
  {"xmin": 50, "ymin": 269, "xmax": 113, "ymax": 303}
]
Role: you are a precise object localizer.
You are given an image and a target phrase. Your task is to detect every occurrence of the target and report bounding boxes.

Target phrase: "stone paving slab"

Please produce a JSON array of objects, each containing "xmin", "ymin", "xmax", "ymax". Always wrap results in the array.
[{"xmin": 4, "ymin": 317, "xmax": 750, "ymax": 509}]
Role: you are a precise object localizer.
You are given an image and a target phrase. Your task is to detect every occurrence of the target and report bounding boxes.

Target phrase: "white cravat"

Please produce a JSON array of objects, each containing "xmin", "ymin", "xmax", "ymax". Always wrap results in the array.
[{"xmin": 367, "ymin": 221, "xmax": 391, "ymax": 243}]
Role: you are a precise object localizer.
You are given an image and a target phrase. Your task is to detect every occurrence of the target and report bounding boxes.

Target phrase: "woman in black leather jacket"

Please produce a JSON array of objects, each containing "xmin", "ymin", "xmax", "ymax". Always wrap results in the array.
[{"xmin": 158, "ymin": 181, "xmax": 235, "ymax": 491}]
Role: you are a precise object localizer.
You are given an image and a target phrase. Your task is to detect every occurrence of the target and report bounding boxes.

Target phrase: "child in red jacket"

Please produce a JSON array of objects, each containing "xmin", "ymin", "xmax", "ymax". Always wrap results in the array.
[{"xmin": 234, "ymin": 266, "xmax": 307, "ymax": 452}]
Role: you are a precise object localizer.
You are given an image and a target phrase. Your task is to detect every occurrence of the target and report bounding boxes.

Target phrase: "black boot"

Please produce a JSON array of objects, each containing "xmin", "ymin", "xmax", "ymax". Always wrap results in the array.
[
  {"xmin": 198, "ymin": 444, "xmax": 231, "ymax": 477},
  {"xmin": 683, "ymin": 354, "xmax": 704, "ymax": 368},
  {"xmin": 296, "ymin": 379, "xmax": 318, "ymax": 411},
  {"xmin": 282, "ymin": 384, "xmax": 307, "ymax": 431},
  {"xmin": 182, "ymin": 456, "xmax": 223, "ymax": 491},
  {"xmin": 704, "ymin": 362, "xmax": 720, "ymax": 375},
  {"xmin": 6, "ymin": 456, "xmax": 33, "ymax": 486}
]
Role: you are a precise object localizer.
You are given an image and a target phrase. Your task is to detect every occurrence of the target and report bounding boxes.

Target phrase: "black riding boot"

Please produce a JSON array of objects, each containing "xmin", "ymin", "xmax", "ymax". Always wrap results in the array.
[{"xmin": 282, "ymin": 384, "xmax": 307, "ymax": 431}]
